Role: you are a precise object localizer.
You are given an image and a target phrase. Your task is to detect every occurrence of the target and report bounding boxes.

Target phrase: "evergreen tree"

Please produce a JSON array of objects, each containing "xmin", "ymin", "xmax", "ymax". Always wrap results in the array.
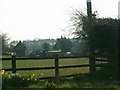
[{"xmin": 53, "ymin": 36, "xmax": 72, "ymax": 55}]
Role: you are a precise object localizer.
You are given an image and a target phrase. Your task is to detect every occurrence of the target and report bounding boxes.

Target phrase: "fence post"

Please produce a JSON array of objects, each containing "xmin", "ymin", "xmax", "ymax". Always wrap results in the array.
[
  {"xmin": 12, "ymin": 55, "xmax": 16, "ymax": 74},
  {"xmin": 54, "ymin": 54, "xmax": 59, "ymax": 79},
  {"xmin": 86, "ymin": 0, "xmax": 96, "ymax": 74}
]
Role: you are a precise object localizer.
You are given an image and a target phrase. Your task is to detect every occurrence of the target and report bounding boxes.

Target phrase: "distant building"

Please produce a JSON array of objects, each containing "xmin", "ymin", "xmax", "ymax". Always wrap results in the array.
[
  {"xmin": 14, "ymin": 41, "xmax": 27, "ymax": 57},
  {"xmin": 118, "ymin": 0, "xmax": 120, "ymax": 19},
  {"xmin": 48, "ymin": 50, "xmax": 61, "ymax": 56}
]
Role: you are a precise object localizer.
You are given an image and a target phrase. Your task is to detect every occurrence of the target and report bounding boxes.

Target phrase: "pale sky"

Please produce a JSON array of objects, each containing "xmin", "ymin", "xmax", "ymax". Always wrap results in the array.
[{"xmin": 0, "ymin": 0, "xmax": 119, "ymax": 41}]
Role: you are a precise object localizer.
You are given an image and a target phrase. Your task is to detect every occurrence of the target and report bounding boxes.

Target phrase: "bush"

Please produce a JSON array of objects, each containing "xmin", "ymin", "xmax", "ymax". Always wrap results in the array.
[
  {"xmin": 2, "ymin": 70, "xmax": 39, "ymax": 88},
  {"xmin": 44, "ymin": 81, "xmax": 57, "ymax": 88}
]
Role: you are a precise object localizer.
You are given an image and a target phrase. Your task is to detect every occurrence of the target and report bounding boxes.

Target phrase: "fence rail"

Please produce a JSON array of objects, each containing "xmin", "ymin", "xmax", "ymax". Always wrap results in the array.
[
  {"xmin": 1, "ymin": 55, "xmax": 88, "ymax": 60},
  {"xmin": 1, "ymin": 55, "xmax": 108, "ymax": 79},
  {"xmin": 3, "ymin": 64, "xmax": 90, "ymax": 71}
]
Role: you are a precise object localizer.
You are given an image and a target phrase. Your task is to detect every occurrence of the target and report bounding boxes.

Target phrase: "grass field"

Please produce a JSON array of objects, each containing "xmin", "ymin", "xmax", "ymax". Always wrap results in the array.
[
  {"xmin": 0, "ymin": 55, "xmax": 11, "ymax": 58},
  {"xmin": 2, "ymin": 58, "xmax": 89, "ymax": 77}
]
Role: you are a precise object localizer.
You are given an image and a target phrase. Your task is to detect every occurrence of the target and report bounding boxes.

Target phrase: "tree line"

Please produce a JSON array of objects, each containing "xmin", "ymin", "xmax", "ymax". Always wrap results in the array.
[{"xmin": 0, "ymin": 34, "xmax": 88, "ymax": 57}]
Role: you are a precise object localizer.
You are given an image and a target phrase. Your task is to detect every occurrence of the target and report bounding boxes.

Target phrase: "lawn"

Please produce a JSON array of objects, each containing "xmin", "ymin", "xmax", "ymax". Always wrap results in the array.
[
  {"xmin": 0, "ymin": 55, "xmax": 11, "ymax": 58},
  {"xmin": 2, "ymin": 58, "xmax": 89, "ymax": 77}
]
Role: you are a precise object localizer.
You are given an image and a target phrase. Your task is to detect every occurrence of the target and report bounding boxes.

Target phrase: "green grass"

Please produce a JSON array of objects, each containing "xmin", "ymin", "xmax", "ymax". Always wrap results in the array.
[
  {"xmin": 28, "ymin": 79, "xmax": 120, "ymax": 89},
  {"xmin": 2, "ymin": 58, "xmax": 89, "ymax": 77},
  {"xmin": 0, "ymin": 55, "xmax": 11, "ymax": 58}
]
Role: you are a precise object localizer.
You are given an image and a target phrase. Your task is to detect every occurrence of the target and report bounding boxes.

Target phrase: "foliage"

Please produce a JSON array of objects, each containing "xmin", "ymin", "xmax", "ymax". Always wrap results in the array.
[
  {"xmin": 28, "ymin": 41, "xmax": 54, "ymax": 57},
  {"xmin": 71, "ymin": 10, "xmax": 118, "ymax": 60},
  {"xmin": 91, "ymin": 19, "xmax": 117, "ymax": 55},
  {"xmin": 70, "ymin": 10, "xmax": 120, "ymax": 77},
  {"xmin": 29, "ymin": 49, "xmax": 42, "ymax": 57},
  {"xmin": 2, "ymin": 69, "xmax": 120, "ymax": 89},
  {"xmin": 2, "ymin": 66, "xmax": 120, "ymax": 89},
  {"xmin": 2, "ymin": 70, "xmax": 39, "ymax": 88},
  {"xmin": 22, "ymin": 39, "xmax": 55, "ymax": 54},
  {"xmin": 0, "ymin": 33, "xmax": 10, "ymax": 54},
  {"xmin": 42, "ymin": 43, "xmax": 50, "ymax": 51},
  {"xmin": 70, "ymin": 39, "xmax": 88, "ymax": 56},
  {"xmin": 53, "ymin": 36, "xmax": 72, "ymax": 55},
  {"xmin": 41, "ymin": 43, "xmax": 50, "ymax": 57},
  {"xmin": 9, "ymin": 40, "xmax": 19, "ymax": 52}
]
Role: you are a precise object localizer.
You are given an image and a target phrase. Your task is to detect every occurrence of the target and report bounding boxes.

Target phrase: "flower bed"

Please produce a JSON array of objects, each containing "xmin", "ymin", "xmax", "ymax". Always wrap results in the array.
[{"xmin": 2, "ymin": 70, "xmax": 39, "ymax": 88}]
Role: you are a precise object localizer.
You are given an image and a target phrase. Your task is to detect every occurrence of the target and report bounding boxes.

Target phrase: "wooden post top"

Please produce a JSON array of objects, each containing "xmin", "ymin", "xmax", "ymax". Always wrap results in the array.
[{"xmin": 87, "ymin": 0, "xmax": 91, "ymax": 2}]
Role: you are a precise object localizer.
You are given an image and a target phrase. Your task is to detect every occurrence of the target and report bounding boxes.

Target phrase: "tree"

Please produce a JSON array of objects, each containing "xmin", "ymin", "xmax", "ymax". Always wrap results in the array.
[
  {"xmin": 53, "ymin": 39, "xmax": 61, "ymax": 50},
  {"xmin": 70, "ymin": 10, "xmax": 119, "ymax": 78},
  {"xmin": 70, "ymin": 10, "xmax": 118, "ymax": 58},
  {"xmin": 70, "ymin": 10, "xmax": 97, "ymax": 73},
  {"xmin": 0, "ymin": 33, "xmax": 10, "ymax": 54},
  {"xmin": 71, "ymin": 39, "xmax": 88, "ymax": 56},
  {"xmin": 42, "ymin": 43, "xmax": 50, "ymax": 52},
  {"xmin": 41, "ymin": 43, "xmax": 50, "ymax": 57},
  {"xmin": 29, "ymin": 49, "xmax": 41, "ymax": 57},
  {"xmin": 9, "ymin": 40, "xmax": 19, "ymax": 52},
  {"xmin": 53, "ymin": 36, "xmax": 72, "ymax": 55}
]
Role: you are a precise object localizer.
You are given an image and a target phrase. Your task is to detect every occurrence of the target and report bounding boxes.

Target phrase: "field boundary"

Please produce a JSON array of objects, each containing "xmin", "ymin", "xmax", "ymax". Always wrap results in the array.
[{"xmin": 1, "ymin": 55, "xmax": 108, "ymax": 79}]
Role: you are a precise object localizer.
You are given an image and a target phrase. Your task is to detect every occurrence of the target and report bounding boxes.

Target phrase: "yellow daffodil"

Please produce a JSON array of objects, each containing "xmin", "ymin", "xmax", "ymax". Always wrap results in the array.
[
  {"xmin": 2, "ymin": 70, "xmax": 5, "ymax": 75},
  {"xmin": 41, "ymin": 72, "xmax": 44, "ymax": 75},
  {"xmin": 32, "ymin": 74, "xmax": 35, "ymax": 76}
]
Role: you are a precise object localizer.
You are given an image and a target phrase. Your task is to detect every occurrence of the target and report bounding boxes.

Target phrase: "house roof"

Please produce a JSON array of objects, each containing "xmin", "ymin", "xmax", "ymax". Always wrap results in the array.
[{"xmin": 14, "ymin": 41, "xmax": 26, "ymax": 50}]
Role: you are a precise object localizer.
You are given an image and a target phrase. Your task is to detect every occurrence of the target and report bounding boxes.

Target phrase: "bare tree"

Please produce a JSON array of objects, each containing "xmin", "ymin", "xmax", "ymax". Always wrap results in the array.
[{"xmin": 0, "ymin": 33, "xmax": 10, "ymax": 54}]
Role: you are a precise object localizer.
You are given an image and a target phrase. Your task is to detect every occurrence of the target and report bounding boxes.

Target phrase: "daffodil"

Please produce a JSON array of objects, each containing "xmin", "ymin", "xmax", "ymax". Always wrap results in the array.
[
  {"xmin": 23, "ymin": 78, "xmax": 25, "ymax": 80},
  {"xmin": 2, "ymin": 70, "xmax": 5, "ymax": 75},
  {"xmin": 32, "ymin": 74, "xmax": 35, "ymax": 76},
  {"xmin": 5, "ymin": 72, "xmax": 8, "ymax": 75},
  {"xmin": 41, "ymin": 72, "xmax": 44, "ymax": 75}
]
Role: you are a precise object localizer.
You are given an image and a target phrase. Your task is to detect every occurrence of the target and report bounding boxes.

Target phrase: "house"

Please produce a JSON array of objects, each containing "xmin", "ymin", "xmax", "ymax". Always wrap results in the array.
[{"xmin": 14, "ymin": 41, "xmax": 27, "ymax": 57}]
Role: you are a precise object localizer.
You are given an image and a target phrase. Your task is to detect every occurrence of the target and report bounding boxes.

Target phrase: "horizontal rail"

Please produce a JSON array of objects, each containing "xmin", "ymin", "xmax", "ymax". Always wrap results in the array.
[
  {"xmin": 95, "ymin": 63, "xmax": 110, "ymax": 67},
  {"xmin": 1, "ymin": 56, "xmax": 88, "ymax": 60},
  {"xmin": 59, "ymin": 64, "xmax": 89, "ymax": 69},
  {"xmin": 3, "ymin": 67, "xmax": 55, "ymax": 71},
  {"xmin": 95, "ymin": 59, "xmax": 108, "ymax": 62},
  {"xmin": 2, "ymin": 64, "xmax": 89, "ymax": 71},
  {"xmin": 38, "ymin": 74, "xmax": 83, "ymax": 79}
]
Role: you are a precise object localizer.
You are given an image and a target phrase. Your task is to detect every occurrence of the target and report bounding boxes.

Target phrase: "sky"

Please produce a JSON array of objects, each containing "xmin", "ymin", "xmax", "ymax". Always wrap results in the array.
[{"xmin": 0, "ymin": 0, "xmax": 119, "ymax": 41}]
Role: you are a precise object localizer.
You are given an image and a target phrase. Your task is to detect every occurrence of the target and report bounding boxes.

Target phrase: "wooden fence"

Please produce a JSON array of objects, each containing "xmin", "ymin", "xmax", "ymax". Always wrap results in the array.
[{"xmin": 1, "ymin": 55, "xmax": 108, "ymax": 79}]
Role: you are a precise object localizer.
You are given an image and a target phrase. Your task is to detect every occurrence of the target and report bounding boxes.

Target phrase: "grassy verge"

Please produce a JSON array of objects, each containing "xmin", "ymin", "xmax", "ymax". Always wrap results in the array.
[{"xmin": 28, "ymin": 78, "xmax": 120, "ymax": 89}]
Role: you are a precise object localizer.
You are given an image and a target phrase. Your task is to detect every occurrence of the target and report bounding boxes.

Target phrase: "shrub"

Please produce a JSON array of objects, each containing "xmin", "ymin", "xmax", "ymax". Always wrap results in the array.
[
  {"xmin": 2, "ymin": 70, "xmax": 39, "ymax": 88},
  {"xmin": 44, "ymin": 81, "xmax": 58, "ymax": 88}
]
